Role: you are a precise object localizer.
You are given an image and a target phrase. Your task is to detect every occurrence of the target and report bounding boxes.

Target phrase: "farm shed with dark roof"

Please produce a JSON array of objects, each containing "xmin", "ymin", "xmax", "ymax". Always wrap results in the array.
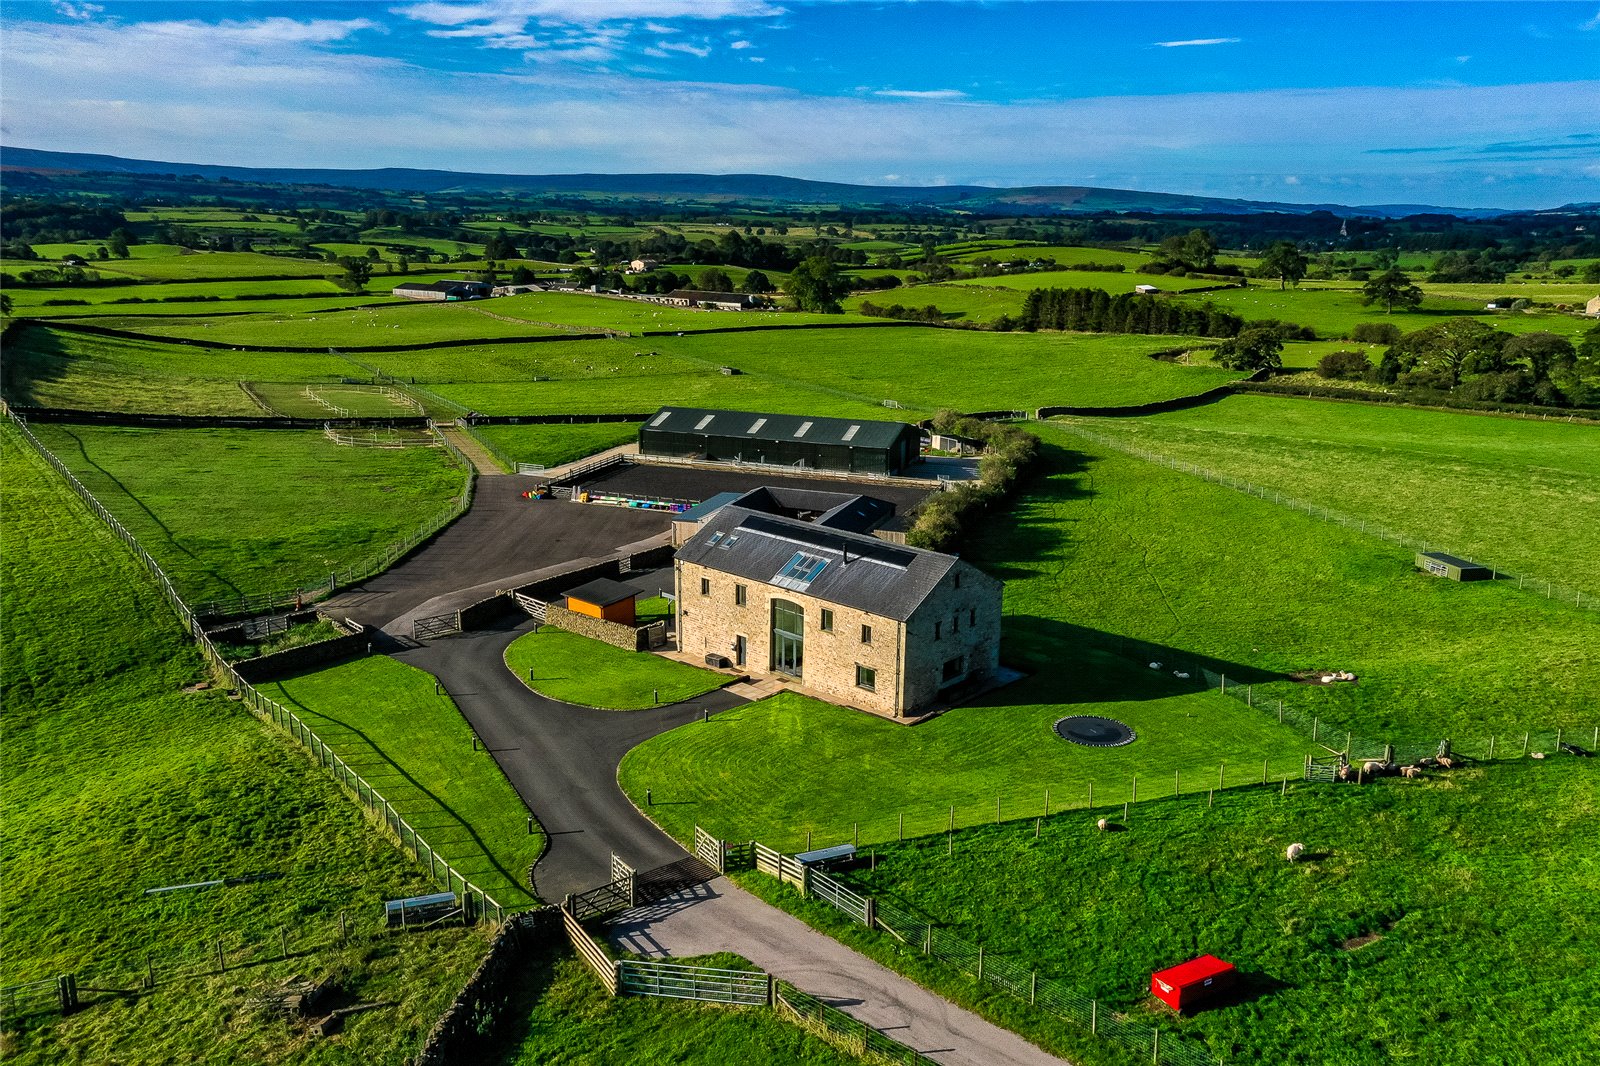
[
  {"xmin": 1416, "ymin": 551, "xmax": 1493, "ymax": 582},
  {"xmin": 640, "ymin": 407, "xmax": 922, "ymax": 476}
]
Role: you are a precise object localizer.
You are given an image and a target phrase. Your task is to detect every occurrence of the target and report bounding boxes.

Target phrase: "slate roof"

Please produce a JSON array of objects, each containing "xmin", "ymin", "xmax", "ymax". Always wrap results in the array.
[
  {"xmin": 678, "ymin": 506, "xmax": 957, "ymax": 621},
  {"xmin": 563, "ymin": 577, "xmax": 642, "ymax": 608},
  {"xmin": 665, "ymin": 289, "xmax": 756, "ymax": 305},
  {"xmin": 393, "ymin": 280, "xmax": 491, "ymax": 293},
  {"xmin": 643, "ymin": 407, "xmax": 915, "ymax": 452}
]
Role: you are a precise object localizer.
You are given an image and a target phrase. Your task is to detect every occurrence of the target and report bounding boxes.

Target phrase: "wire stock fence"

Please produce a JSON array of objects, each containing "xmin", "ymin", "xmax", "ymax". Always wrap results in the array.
[
  {"xmin": 1053, "ymin": 421, "xmax": 1599, "ymax": 613},
  {"xmin": 189, "ymin": 427, "xmax": 472, "ymax": 618},
  {"xmin": 0, "ymin": 906, "xmax": 401, "ymax": 1024},
  {"xmin": 760, "ymin": 857, "xmax": 1224, "ymax": 1066},
  {"xmin": 1, "ymin": 402, "xmax": 510, "ymax": 925}
]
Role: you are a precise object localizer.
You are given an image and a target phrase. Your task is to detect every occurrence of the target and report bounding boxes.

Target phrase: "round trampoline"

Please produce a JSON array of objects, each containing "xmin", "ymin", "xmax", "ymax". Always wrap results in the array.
[{"xmin": 1053, "ymin": 715, "xmax": 1137, "ymax": 748}]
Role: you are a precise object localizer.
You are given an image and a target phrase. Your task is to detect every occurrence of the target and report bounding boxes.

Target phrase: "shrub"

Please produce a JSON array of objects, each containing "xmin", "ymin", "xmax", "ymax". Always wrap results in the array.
[
  {"xmin": 907, "ymin": 414, "xmax": 1039, "ymax": 551},
  {"xmin": 1349, "ymin": 322, "xmax": 1402, "ymax": 344},
  {"xmin": 1316, "ymin": 350, "xmax": 1373, "ymax": 380}
]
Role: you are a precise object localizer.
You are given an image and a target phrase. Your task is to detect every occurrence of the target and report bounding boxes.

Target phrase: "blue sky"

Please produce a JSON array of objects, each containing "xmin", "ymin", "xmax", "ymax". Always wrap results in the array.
[{"xmin": 3, "ymin": 1, "xmax": 1597, "ymax": 208}]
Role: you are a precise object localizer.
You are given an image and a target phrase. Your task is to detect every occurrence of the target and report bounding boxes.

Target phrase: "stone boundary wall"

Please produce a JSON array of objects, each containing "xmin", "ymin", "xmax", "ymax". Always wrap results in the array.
[
  {"xmin": 8, "ymin": 405, "xmax": 429, "ymax": 430},
  {"xmin": 26, "ymin": 317, "xmax": 607, "ymax": 355},
  {"xmin": 543, "ymin": 603, "xmax": 649, "ymax": 651},
  {"xmin": 410, "ymin": 909, "xmax": 558, "ymax": 1066},
  {"xmin": 232, "ymin": 618, "xmax": 370, "ymax": 683},
  {"xmin": 459, "ymin": 592, "xmax": 520, "ymax": 630}
]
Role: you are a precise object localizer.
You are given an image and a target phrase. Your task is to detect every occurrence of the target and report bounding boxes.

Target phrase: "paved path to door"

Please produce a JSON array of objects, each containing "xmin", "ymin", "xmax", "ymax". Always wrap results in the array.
[{"xmin": 609, "ymin": 878, "xmax": 1070, "ymax": 1066}]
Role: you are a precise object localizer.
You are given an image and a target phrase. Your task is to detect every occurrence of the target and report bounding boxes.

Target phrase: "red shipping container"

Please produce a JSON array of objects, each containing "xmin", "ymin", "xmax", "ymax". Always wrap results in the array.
[{"xmin": 1150, "ymin": 955, "xmax": 1237, "ymax": 1012}]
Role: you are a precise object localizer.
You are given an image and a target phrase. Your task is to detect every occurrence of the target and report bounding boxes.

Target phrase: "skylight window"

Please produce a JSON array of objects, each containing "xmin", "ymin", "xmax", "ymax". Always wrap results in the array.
[
  {"xmin": 694, "ymin": 415, "xmax": 715, "ymax": 430},
  {"xmin": 649, "ymin": 411, "xmax": 672, "ymax": 427},
  {"xmin": 747, "ymin": 417, "xmax": 767, "ymax": 434},
  {"xmin": 842, "ymin": 424, "xmax": 861, "ymax": 441},
  {"xmin": 794, "ymin": 421, "xmax": 813, "ymax": 438},
  {"xmin": 773, "ymin": 551, "xmax": 829, "ymax": 590}
]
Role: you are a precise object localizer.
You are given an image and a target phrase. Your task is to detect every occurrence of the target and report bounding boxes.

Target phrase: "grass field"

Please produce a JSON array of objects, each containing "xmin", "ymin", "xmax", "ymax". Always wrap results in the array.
[
  {"xmin": 942, "ymin": 270, "xmax": 1215, "ymax": 294},
  {"xmin": 1179, "ymin": 284, "xmax": 1591, "ymax": 341},
  {"xmin": 504, "ymin": 629, "xmax": 727, "ymax": 710},
  {"xmin": 833, "ymin": 760, "xmax": 1600, "ymax": 1066},
  {"xmin": 496, "ymin": 946, "xmax": 870, "ymax": 1065},
  {"xmin": 92, "ymin": 250, "xmax": 341, "ymax": 280},
  {"xmin": 261, "ymin": 656, "xmax": 543, "ymax": 905},
  {"xmin": 127, "ymin": 303, "xmax": 578, "ymax": 346},
  {"xmin": 0, "ymin": 426, "xmax": 492, "ymax": 1066},
  {"xmin": 621, "ymin": 424, "xmax": 1598, "ymax": 851},
  {"xmin": 622, "ymin": 687, "xmax": 1317, "ymax": 851},
  {"xmin": 1069, "ymin": 396, "xmax": 1600, "ymax": 596},
  {"xmin": 28, "ymin": 425, "xmax": 467, "ymax": 604},
  {"xmin": 470, "ymin": 422, "xmax": 640, "ymax": 468}
]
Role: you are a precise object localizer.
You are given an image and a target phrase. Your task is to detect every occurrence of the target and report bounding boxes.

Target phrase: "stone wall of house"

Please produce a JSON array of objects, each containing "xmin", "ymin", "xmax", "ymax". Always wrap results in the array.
[
  {"xmin": 900, "ymin": 562, "xmax": 1004, "ymax": 711},
  {"xmin": 543, "ymin": 603, "xmax": 648, "ymax": 651},
  {"xmin": 675, "ymin": 559, "xmax": 905, "ymax": 717}
]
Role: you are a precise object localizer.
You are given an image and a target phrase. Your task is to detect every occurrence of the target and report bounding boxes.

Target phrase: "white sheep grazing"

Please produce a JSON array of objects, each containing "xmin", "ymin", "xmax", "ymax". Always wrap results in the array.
[
  {"xmin": 1363, "ymin": 760, "xmax": 1384, "ymax": 776},
  {"xmin": 1097, "ymin": 818, "xmax": 1110, "ymax": 832},
  {"xmin": 1437, "ymin": 756, "xmax": 1455, "ymax": 769},
  {"xmin": 1530, "ymin": 751, "xmax": 1546, "ymax": 760},
  {"xmin": 1286, "ymin": 842, "xmax": 1306, "ymax": 863},
  {"xmin": 1400, "ymin": 766, "xmax": 1421, "ymax": 779}
]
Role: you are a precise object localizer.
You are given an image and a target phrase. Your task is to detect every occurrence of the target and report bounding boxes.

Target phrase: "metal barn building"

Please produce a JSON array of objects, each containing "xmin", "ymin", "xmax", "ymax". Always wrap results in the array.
[
  {"xmin": 639, "ymin": 407, "xmax": 922, "ymax": 476},
  {"xmin": 1416, "ymin": 551, "xmax": 1494, "ymax": 581}
]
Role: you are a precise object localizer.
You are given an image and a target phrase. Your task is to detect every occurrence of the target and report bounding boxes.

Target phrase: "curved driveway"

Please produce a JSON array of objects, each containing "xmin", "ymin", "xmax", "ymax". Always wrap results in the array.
[{"xmin": 391, "ymin": 615, "xmax": 747, "ymax": 903}]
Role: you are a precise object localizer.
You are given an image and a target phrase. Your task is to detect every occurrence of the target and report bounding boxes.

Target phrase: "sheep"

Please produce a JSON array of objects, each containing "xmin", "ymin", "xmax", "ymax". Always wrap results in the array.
[
  {"xmin": 1286, "ymin": 842, "xmax": 1306, "ymax": 863},
  {"xmin": 1148, "ymin": 662, "xmax": 1163, "ymax": 670},
  {"xmin": 1096, "ymin": 818, "xmax": 1110, "ymax": 832},
  {"xmin": 1530, "ymin": 751, "xmax": 1546, "ymax": 760},
  {"xmin": 1437, "ymin": 756, "xmax": 1455, "ymax": 770},
  {"xmin": 1363, "ymin": 760, "xmax": 1384, "ymax": 776},
  {"xmin": 1400, "ymin": 765, "xmax": 1422, "ymax": 779}
]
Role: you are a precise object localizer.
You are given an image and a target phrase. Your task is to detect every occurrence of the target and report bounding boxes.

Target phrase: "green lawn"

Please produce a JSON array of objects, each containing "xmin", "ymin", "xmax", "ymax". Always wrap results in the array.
[
  {"xmin": 471, "ymin": 422, "xmax": 641, "ymax": 469},
  {"xmin": 1068, "ymin": 396, "xmax": 1600, "ymax": 596},
  {"xmin": 1177, "ymin": 284, "xmax": 1590, "ymax": 341},
  {"xmin": 261, "ymin": 656, "xmax": 543, "ymax": 906},
  {"xmin": 833, "ymin": 760, "xmax": 1600, "ymax": 1066},
  {"xmin": 127, "ymin": 302, "xmax": 577, "ymax": 347},
  {"xmin": 0, "ymin": 426, "xmax": 492, "ymax": 1066},
  {"xmin": 29, "ymin": 424, "xmax": 467, "ymax": 605},
  {"xmin": 504, "ymin": 628, "xmax": 727, "ymax": 710},
  {"xmin": 944, "ymin": 270, "xmax": 1215, "ymax": 294},
  {"xmin": 495, "ymin": 946, "xmax": 869, "ymax": 1066},
  {"xmin": 1, "ymin": 325, "xmax": 359, "ymax": 414},
  {"xmin": 621, "ymin": 688, "xmax": 1315, "ymax": 852},
  {"xmin": 621, "ymin": 424, "xmax": 1598, "ymax": 850}
]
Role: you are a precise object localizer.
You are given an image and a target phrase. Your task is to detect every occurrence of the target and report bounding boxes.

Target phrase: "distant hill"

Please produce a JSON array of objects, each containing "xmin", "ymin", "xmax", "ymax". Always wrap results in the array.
[{"xmin": 0, "ymin": 145, "xmax": 1517, "ymax": 219}]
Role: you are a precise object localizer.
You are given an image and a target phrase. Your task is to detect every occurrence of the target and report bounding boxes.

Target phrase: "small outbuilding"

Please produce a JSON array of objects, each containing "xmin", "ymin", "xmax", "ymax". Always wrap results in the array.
[
  {"xmin": 1416, "ymin": 551, "xmax": 1493, "ymax": 582},
  {"xmin": 1151, "ymin": 955, "xmax": 1237, "ymax": 1013},
  {"xmin": 561, "ymin": 578, "xmax": 641, "ymax": 624},
  {"xmin": 641, "ymin": 406, "xmax": 922, "ymax": 476}
]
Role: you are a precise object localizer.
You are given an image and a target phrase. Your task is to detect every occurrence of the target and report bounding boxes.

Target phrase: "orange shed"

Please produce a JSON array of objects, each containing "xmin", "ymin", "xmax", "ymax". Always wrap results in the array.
[
  {"xmin": 562, "ymin": 578, "xmax": 639, "ymax": 625},
  {"xmin": 1151, "ymin": 955, "xmax": 1236, "ymax": 1013}
]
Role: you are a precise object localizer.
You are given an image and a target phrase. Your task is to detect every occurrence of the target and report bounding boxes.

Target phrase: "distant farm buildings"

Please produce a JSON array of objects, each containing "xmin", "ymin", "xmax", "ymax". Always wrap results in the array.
[
  {"xmin": 1586, "ymin": 295, "xmax": 1600, "ymax": 317},
  {"xmin": 1134, "ymin": 284, "xmax": 1162, "ymax": 295},
  {"xmin": 639, "ymin": 407, "xmax": 922, "ymax": 476},
  {"xmin": 392, "ymin": 280, "xmax": 494, "ymax": 302},
  {"xmin": 651, "ymin": 289, "xmax": 763, "ymax": 311},
  {"xmin": 675, "ymin": 493, "xmax": 1002, "ymax": 717},
  {"xmin": 628, "ymin": 258, "xmax": 661, "ymax": 273}
]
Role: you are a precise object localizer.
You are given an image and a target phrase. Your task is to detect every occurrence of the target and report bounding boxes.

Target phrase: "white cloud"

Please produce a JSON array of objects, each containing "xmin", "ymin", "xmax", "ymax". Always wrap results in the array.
[
  {"xmin": 1582, "ymin": 9, "xmax": 1600, "ymax": 30},
  {"xmin": 874, "ymin": 89, "xmax": 967, "ymax": 100},
  {"xmin": 51, "ymin": 1, "xmax": 103, "ymax": 20},
  {"xmin": 730, "ymin": 39, "xmax": 754, "ymax": 49},
  {"xmin": 1456, "ymin": 55, "xmax": 1472, "ymax": 63},
  {"xmin": 656, "ymin": 40, "xmax": 712, "ymax": 57},
  {"xmin": 3, "ymin": 14, "xmax": 1595, "ymax": 208},
  {"xmin": 746, "ymin": 55, "xmax": 765, "ymax": 62},
  {"xmin": 1154, "ymin": 37, "xmax": 1241, "ymax": 48},
  {"xmin": 1284, "ymin": 175, "xmax": 1300, "ymax": 185},
  {"xmin": 393, "ymin": 1, "xmax": 783, "ymax": 31}
]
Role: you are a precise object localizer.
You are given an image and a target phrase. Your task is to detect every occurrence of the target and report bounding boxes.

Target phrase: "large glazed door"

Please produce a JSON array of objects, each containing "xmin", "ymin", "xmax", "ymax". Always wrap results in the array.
[
  {"xmin": 734, "ymin": 634, "xmax": 747, "ymax": 667},
  {"xmin": 770, "ymin": 600, "xmax": 804, "ymax": 677}
]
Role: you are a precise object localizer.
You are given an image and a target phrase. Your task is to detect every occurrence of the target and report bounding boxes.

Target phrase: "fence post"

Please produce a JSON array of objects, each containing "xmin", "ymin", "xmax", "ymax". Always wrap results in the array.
[
  {"xmin": 1153, "ymin": 1028, "xmax": 1160, "ymax": 1062},
  {"xmin": 898, "ymin": 812, "xmax": 903, "ymax": 841},
  {"xmin": 1487, "ymin": 735, "xmax": 1496, "ymax": 759},
  {"xmin": 1092, "ymin": 999, "xmax": 1097, "ymax": 1034},
  {"xmin": 977, "ymin": 945, "xmax": 984, "ymax": 981},
  {"xmin": 216, "ymin": 939, "xmax": 226, "ymax": 973},
  {"xmin": 1175, "ymin": 769, "xmax": 1180, "ymax": 797},
  {"xmin": 1219, "ymin": 762, "xmax": 1225, "ymax": 789},
  {"xmin": 924, "ymin": 924, "xmax": 932, "ymax": 955},
  {"xmin": 1030, "ymin": 970, "xmax": 1037, "ymax": 1005},
  {"xmin": 1263, "ymin": 758, "xmax": 1269, "ymax": 785},
  {"xmin": 1044, "ymin": 786, "xmax": 1050, "ymax": 818}
]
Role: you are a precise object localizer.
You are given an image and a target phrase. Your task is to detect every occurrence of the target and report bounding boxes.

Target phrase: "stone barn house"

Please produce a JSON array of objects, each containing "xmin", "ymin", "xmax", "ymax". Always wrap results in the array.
[{"xmin": 674, "ymin": 497, "xmax": 1002, "ymax": 717}]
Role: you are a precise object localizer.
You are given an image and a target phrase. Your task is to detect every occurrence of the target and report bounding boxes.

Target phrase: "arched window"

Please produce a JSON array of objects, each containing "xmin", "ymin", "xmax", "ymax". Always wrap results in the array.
[{"xmin": 771, "ymin": 599, "xmax": 804, "ymax": 676}]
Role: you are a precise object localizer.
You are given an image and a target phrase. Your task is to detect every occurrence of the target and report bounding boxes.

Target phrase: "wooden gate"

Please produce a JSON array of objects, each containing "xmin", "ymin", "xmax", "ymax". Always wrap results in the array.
[
  {"xmin": 412, "ymin": 612, "xmax": 460, "ymax": 640},
  {"xmin": 560, "ymin": 903, "xmax": 619, "ymax": 995},
  {"xmin": 694, "ymin": 825, "xmax": 724, "ymax": 873}
]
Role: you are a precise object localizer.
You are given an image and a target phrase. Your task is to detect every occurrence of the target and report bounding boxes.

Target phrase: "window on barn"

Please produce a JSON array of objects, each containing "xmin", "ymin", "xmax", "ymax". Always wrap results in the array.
[
  {"xmin": 934, "ymin": 621, "xmax": 942, "ymax": 641},
  {"xmin": 774, "ymin": 551, "xmax": 828, "ymax": 591},
  {"xmin": 861, "ymin": 624, "xmax": 872, "ymax": 644},
  {"xmin": 820, "ymin": 608, "xmax": 834, "ymax": 632},
  {"xmin": 969, "ymin": 608, "xmax": 976, "ymax": 626},
  {"xmin": 734, "ymin": 583, "xmax": 747, "ymax": 606},
  {"xmin": 856, "ymin": 664, "xmax": 876, "ymax": 692},
  {"xmin": 942, "ymin": 656, "xmax": 965, "ymax": 684},
  {"xmin": 699, "ymin": 577, "xmax": 710, "ymax": 596}
]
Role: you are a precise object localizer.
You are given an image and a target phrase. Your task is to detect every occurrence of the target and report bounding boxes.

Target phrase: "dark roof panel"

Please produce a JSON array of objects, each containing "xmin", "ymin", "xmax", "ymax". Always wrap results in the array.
[
  {"xmin": 678, "ymin": 505, "xmax": 959, "ymax": 621},
  {"xmin": 643, "ymin": 407, "xmax": 915, "ymax": 452},
  {"xmin": 563, "ymin": 577, "xmax": 642, "ymax": 607}
]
